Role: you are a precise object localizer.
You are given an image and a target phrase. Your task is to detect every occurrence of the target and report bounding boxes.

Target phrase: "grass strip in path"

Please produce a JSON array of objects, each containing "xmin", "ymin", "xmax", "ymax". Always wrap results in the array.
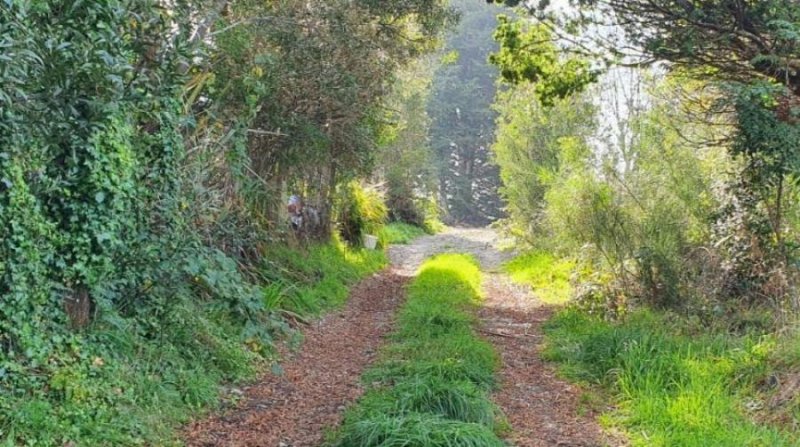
[{"xmin": 330, "ymin": 254, "xmax": 507, "ymax": 447}]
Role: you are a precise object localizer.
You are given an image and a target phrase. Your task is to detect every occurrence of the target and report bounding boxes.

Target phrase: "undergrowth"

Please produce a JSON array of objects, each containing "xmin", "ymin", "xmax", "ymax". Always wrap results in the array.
[
  {"xmin": 330, "ymin": 254, "xmax": 506, "ymax": 447},
  {"xmin": 543, "ymin": 309, "xmax": 797, "ymax": 446},
  {"xmin": 504, "ymin": 251, "xmax": 576, "ymax": 305},
  {"xmin": 0, "ymin": 241, "xmax": 384, "ymax": 446},
  {"xmin": 379, "ymin": 222, "xmax": 429, "ymax": 245}
]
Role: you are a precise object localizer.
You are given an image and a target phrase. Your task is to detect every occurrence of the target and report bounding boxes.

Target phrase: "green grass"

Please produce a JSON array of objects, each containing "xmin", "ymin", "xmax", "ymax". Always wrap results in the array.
[
  {"xmin": 379, "ymin": 222, "xmax": 429, "ymax": 245},
  {"xmin": 504, "ymin": 251, "xmax": 576, "ymax": 304},
  {"xmin": 0, "ymin": 241, "xmax": 385, "ymax": 446},
  {"xmin": 330, "ymin": 254, "xmax": 506, "ymax": 447},
  {"xmin": 261, "ymin": 239, "xmax": 387, "ymax": 315},
  {"xmin": 543, "ymin": 309, "xmax": 796, "ymax": 446}
]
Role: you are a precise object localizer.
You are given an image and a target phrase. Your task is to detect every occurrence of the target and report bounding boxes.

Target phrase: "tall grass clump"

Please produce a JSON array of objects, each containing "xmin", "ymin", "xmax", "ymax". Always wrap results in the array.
[
  {"xmin": 337, "ymin": 181, "xmax": 389, "ymax": 247},
  {"xmin": 330, "ymin": 254, "xmax": 506, "ymax": 447},
  {"xmin": 543, "ymin": 309, "xmax": 796, "ymax": 446}
]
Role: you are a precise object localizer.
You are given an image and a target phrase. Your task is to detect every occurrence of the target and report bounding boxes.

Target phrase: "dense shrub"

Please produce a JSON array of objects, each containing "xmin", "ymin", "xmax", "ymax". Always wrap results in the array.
[{"xmin": 492, "ymin": 74, "xmax": 768, "ymax": 312}]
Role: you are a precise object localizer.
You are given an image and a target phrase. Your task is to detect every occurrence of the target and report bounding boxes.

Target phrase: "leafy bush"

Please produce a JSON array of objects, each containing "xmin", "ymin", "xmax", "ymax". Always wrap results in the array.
[
  {"xmin": 493, "ymin": 74, "xmax": 744, "ymax": 311},
  {"xmin": 331, "ymin": 254, "xmax": 505, "ymax": 447}
]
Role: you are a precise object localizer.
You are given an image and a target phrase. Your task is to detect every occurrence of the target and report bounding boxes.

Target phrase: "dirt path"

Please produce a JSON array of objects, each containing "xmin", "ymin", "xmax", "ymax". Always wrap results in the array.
[
  {"xmin": 480, "ymin": 273, "xmax": 605, "ymax": 447},
  {"xmin": 389, "ymin": 227, "xmax": 515, "ymax": 274},
  {"xmin": 183, "ymin": 227, "xmax": 606, "ymax": 446},
  {"xmin": 183, "ymin": 272, "xmax": 407, "ymax": 447},
  {"xmin": 394, "ymin": 227, "xmax": 607, "ymax": 446}
]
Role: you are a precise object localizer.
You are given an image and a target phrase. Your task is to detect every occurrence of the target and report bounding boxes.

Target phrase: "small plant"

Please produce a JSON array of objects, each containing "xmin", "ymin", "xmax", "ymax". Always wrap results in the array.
[{"xmin": 504, "ymin": 251, "xmax": 577, "ymax": 305}]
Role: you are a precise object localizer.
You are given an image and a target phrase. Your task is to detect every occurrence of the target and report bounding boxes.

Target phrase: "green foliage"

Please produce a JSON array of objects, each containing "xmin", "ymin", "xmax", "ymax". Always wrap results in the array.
[
  {"xmin": 0, "ymin": 239, "xmax": 384, "ymax": 445},
  {"xmin": 733, "ymin": 83, "xmax": 800, "ymax": 182},
  {"xmin": 715, "ymin": 84, "xmax": 800, "ymax": 294},
  {"xmin": 493, "ymin": 73, "xmax": 743, "ymax": 310},
  {"xmin": 489, "ymin": 0, "xmax": 800, "ymax": 308},
  {"xmin": 490, "ymin": 16, "xmax": 598, "ymax": 106},
  {"xmin": 377, "ymin": 57, "xmax": 441, "ymax": 228},
  {"xmin": 612, "ymin": 1, "xmax": 800, "ymax": 93},
  {"xmin": 0, "ymin": 246, "xmax": 270, "ymax": 445},
  {"xmin": 336, "ymin": 182, "xmax": 389, "ymax": 247},
  {"xmin": 203, "ymin": 0, "xmax": 456, "ymax": 232},
  {"xmin": 505, "ymin": 252, "xmax": 577, "ymax": 305},
  {"xmin": 332, "ymin": 413, "xmax": 505, "ymax": 447},
  {"xmin": 543, "ymin": 309, "xmax": 795, "ymax": 446},
  {"xmin": 491, "ymin": 84, "xmax": 595, "ymax": 241},
  {"xmin": 0, "ymin": 0, "xmax": 452, "ymax": 444},
  {"xmin": 492, "ymin": 1, "xmax": 800, "ymax": 95},
  {"xmin": 541, "ymin": 121, "xmax": 722, "ymax": 308},
  {"xmin": 330, "ymin": 254, "xmax": 505, "ymax": 447}
]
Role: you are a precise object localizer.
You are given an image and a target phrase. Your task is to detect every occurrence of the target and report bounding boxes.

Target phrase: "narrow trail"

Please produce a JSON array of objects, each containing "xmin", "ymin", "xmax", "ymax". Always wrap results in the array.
[
  {"xmin": 184, "ymin": 227, "xmax": 606, "ymax": 446},
  {"xmin": 183, "ymin": 272, "xmax": 407, "ymax": 447},
  {"xmin": 393, "ymin": 227, "xmax": 606, "ymax": 446},
  {"xmin": 480, "ymin": 274, "xmax": 604, "ymax": 447}
]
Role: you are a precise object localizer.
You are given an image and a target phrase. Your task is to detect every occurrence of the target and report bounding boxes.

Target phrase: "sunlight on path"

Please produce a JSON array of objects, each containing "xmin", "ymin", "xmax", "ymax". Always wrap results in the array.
[
  {"xmin": 183, "ymin": 273, "xmax": 407, "ymax": 447},
  {"xmin": 388, "ymin": 227, "xmax": 516, "ymax": 275}
]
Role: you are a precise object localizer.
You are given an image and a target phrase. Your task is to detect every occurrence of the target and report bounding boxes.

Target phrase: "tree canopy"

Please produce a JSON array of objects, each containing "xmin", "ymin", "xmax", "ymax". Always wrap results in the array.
[{"xmin": 489, "ymin": 0, "xmax": 800, "ymax": 97}]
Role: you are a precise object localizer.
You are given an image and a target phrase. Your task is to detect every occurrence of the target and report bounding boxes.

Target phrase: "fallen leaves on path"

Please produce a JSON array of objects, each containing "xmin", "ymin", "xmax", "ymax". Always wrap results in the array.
[
  {"xmin": 480, "ymin": 273, "xmax": 610, "ymax": 447},
  {"xmin": 183, "ymin": 271, "xmax": 407, "ymax": 447}
]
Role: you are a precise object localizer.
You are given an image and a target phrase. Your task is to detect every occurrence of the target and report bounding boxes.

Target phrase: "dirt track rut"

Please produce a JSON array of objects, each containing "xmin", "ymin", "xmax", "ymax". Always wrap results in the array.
[{"xmin": 184, "ymin": 227, "xmax": 608, "ymax": 446}]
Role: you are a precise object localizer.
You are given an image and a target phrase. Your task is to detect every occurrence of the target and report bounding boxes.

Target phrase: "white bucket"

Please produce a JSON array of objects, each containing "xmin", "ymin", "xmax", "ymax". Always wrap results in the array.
[{"xmin": 363, "ymin": 234, "xmax": 379, "ymax": 250}]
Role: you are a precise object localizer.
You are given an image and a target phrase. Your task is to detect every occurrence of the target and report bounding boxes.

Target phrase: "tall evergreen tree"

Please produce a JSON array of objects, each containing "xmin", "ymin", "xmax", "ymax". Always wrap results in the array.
[{"xmin": 429, "ymin": 0, "xmax": 506, "ymax": 226}]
